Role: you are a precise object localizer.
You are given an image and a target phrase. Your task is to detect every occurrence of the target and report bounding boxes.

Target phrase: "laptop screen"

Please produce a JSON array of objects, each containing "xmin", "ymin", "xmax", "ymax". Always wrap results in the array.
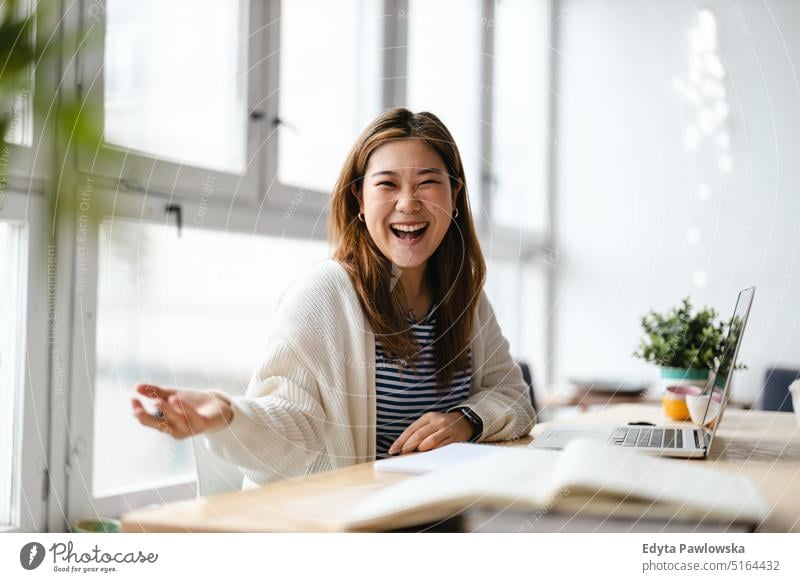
[{"xmin": 700, "ymin": 287, "xmax": 755, "ymax": 435}]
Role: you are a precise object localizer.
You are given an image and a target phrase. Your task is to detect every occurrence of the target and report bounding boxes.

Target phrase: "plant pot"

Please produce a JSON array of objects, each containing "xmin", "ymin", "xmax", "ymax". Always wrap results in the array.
[
  {"xmin": 659, "ymin": 367, "xmax": 709, "ymax": 389},
  {"xmin": 71, "ymin": 518, "xmax": 120, "ymax": 533}
]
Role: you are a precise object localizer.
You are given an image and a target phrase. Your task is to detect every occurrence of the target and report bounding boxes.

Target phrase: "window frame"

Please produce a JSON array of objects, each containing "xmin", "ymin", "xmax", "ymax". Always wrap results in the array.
[
  {"xmin": 262, "ymin": 0, "xmax": 389, "ymax": 216},
  {"xmin": 3, "ymin": 0, "xmax": 60, "ymax": 187},
  {"xmin": 53, "ymin": 0, "xmax": 557, "ymax": 523},
  {"xmin": 62, "ymin": 185, "xmax": 329, "ymax": 522},
  {"xmin": 0, "ymin": 191, "xmax": 49, "ymax": 533},
  {"xmin": 74, "ymin": 0, "xmax": 270, "ymax": 206},
  {"xmin": 475, "ymin": 0, "xmax": 556, "ymax": 386}
]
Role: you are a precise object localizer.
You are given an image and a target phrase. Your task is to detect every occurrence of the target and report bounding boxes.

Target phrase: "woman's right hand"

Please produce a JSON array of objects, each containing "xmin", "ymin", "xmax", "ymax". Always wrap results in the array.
[{"xmin": 131, "ymin": 384, "xmax": 234, "ymax": 439}]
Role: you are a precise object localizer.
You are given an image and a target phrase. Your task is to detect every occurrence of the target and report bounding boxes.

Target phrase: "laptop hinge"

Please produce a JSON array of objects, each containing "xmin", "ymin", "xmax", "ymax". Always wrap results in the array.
[{"xmin": 701, "ymin": 428, "xmax": 712, "ymax": 450}]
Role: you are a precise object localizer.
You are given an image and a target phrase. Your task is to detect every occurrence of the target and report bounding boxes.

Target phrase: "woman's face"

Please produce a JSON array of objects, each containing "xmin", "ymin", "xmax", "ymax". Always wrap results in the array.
[{"xmin": 360, "ymin": 138, "xmax": 458, "ymax": 272}]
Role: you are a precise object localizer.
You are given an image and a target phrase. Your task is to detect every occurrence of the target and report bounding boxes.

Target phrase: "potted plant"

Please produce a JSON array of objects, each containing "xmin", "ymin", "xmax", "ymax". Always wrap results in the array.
[{"xmin": 634, "ymin": 297, "xmax": 742, "ymax": 388}]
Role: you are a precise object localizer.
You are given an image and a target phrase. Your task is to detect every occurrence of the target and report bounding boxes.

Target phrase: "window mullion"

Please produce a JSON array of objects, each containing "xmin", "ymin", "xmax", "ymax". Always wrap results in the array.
[
  {"xmin": 479, "ymin": 0, "xmax": 495, "ymax": 235},
  {"xmin": 382, "ymin": 0, "xmax": 408, "ymax": 110},
  {"xmin": 63, "ymin": 180, "xmax": 101, "ymax": 526},
  {"xmin": 46, "ymin": 194, "xmax": 77, "ymax": 533},
  {"xmin": 261, "ymin": 0, "xmax": 282, "ymax": 209},
  {"xmin": 544, "ymin": 0, "xmax": 559, "ymax": 388},
  {"xmin": 0, "ymin": 192, "xmax": 50, "ymax": 532}
]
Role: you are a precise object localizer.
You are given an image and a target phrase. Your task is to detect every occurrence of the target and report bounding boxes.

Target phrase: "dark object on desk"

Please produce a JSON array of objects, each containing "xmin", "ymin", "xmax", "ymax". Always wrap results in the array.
[
  {"xmin": 390, "ymin": 510, "xmax": 755, "ymax": 533},
  {"xmin": 760, "ymin": 366, "xmax": 799, "ymax": 412},
  {"xmin": 390, "ymin": 515, "xmax": 464, "ymax": 533},
  {"xmin": 462, "ymin": 507, "xmax": 756, "ymax": 533},
  {"xmin": 517, "ymin": 361, "xmax": 537, "ymax": 413},
  {"xmin": 627, "ymin": 421, "xmax": 656, "ymax": 426}
]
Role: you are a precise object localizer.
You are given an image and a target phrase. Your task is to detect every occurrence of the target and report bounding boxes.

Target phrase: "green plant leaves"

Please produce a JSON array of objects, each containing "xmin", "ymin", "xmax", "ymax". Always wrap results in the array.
[{"xmin": 633, "ymin": 296, "xmax": 742, "ymax": 371}]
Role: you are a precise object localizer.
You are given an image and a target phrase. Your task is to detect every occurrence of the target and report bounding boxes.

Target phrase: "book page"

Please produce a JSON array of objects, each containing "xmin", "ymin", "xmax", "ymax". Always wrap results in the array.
[
  {"xmin": 553, "ymin": 439, "xmax": 769, "ymax": 523},
  {"xmin": 346, "ymin": 447, "xmax": 561, "ymax": 528}
]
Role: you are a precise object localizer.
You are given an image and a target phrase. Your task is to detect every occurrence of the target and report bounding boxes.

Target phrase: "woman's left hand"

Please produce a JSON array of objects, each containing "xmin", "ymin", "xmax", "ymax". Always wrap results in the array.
[{"xmin": 388, "ymin": 411, "xmax": 475, "ymax": 455}]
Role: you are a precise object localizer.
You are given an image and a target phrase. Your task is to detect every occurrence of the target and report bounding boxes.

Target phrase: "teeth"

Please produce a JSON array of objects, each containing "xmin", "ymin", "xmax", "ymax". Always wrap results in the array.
[{"xmin": 391, "ymin": 223, "xmax": 427, "ymax": 232}]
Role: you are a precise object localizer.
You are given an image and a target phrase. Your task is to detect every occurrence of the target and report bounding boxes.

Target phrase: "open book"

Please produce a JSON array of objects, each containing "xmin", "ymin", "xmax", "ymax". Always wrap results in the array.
[{"xmin": 342, "ymin": 439, "xmax": 769, "ymax": 532}]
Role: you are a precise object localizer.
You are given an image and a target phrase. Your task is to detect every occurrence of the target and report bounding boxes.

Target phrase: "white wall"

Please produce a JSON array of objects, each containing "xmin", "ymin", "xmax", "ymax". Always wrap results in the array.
[{"xmin": 553, "ymin": 0, "xmax": 800, "ymax": 403}]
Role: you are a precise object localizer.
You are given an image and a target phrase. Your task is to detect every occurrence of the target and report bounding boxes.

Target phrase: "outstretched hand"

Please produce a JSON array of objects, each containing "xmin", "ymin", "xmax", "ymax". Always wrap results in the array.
[{"xmin": 131, "ymin": 384, "xmax": 234, "ymax": 439}]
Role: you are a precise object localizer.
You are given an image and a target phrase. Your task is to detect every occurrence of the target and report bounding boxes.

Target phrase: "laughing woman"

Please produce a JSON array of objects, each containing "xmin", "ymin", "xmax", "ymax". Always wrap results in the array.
[{"xmin": 131, "ymin": 108, "xmax": 536, "ymax": 487}]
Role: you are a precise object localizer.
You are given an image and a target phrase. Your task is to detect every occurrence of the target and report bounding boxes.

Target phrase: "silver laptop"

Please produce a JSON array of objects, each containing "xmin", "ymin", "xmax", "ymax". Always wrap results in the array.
[{"xmin": 531, "ymin": 287, "xmax": 755, "ymax": 459}]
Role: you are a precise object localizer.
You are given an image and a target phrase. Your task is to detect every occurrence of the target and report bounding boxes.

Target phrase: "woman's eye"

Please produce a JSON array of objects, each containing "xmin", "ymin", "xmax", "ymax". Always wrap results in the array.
[
  {"xmin": 419, "ymin": 180, "xmax": 438, "ymax": 186},
  {"xmin": 377, "ymin": 181, "xmax": 395, "ymax": 188}
]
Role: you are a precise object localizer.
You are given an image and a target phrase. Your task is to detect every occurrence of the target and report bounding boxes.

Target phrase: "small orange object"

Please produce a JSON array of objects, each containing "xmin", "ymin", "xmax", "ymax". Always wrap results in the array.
[
  {"xmin": 661, "ymin": 385, "xmax": 702, "ymax": 421},
  {"xmin": 661, "ymin": 396, "xmax": 690, "ymax": 421}
]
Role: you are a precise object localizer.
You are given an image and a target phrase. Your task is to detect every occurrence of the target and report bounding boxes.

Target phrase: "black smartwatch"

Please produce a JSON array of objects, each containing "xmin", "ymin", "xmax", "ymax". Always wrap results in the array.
[{"xmin": 452, "ymin": 406, "xmax": 483, "ymax": 442}]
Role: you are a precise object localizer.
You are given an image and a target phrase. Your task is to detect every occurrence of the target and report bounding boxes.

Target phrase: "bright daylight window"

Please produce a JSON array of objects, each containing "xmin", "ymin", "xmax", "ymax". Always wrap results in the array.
[
  {"xmin": 93, "ymin": 220, "xmax": 330, "ymax": 495},
  {"xmin": 485, "ymin": 258, "xmax": 547, "ymax": 379},
  {"xmin": 407, "ymin": 0, "xmax": 483, "ymax": 215},
  {"xmin": 491, "ymin": 0, "xmax": 550, "ymax": 232},
  {"xmin": 277, "ymin": 0, "xmax": 382, "ymax": 193},
  {"xmin": 104, "ymin": 0, "xmax": 249, "ymax": 173},
  {"xmin": 0, "ymin": 221, "xmax": 27, "ymax": 527}
]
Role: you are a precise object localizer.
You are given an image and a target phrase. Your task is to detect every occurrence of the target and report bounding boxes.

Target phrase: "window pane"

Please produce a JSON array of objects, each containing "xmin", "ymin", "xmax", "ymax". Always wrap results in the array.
[
  {"xmin": 521, "ymin": 263, "xmax": 548, "ymax": 390},
  {"xmin": 492, "ymin": 0, "xmax": 550, "ymax": 232},
  {"xmin": 485, "ymin": 259, "xmax": 547, "ymax": 388},
  {"xmin": 104, "ymin": 0, "xmax": 249, "ymax": 173},
  {"xmin": 485, "ymin": 260, "xmax": 522, "ymax": 358},
  {"xmin": 93, "ymin": 221, "xmax": 330, "ymax": 495},
  {"xmin": 407, "ymin": 0, "xmax": 483, "ymax": 215},
  {"xmin": 0, "ymin": 221, "xmax": 26, "ymax": 527},
  {"xmin": 278, "ymin": 0, "xmax": 382, "ymax": 193}
]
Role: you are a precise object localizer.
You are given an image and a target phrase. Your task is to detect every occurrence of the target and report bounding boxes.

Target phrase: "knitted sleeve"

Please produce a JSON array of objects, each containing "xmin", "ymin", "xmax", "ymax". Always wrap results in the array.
[
  {"xmin": 202, "ymin": 334, "xmax": 326, "ymax": 485},
  {"xmin": 449, "ymin": 294, "xmax": 536, "ymax": 442}
]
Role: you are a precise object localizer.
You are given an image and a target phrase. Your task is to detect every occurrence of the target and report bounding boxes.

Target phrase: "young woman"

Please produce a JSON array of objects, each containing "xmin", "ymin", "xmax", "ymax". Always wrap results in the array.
[{"xmin": 131, "ymin": 108, "xmax": 535, "ymax": 487}]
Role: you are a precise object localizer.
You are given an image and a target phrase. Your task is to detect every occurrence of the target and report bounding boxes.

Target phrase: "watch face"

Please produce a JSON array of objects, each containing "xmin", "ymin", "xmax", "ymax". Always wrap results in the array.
[
  {"xmin": 462, "ymin": 409, "xmax": 478, "ymax": 424},
  {"xmin": 457, "ymin": 408, "xmax": 481, "ymax": 440}
]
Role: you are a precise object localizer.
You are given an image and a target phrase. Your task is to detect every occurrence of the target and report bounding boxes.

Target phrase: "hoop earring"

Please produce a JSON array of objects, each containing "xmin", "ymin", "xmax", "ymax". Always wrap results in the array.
[
  {"xmin": 452, "ymin": 208, "xmax": 459, "ymax": 219},
  {"xmin": 357, "ymin": 212, "xmax": 365, "ymax": 222}
]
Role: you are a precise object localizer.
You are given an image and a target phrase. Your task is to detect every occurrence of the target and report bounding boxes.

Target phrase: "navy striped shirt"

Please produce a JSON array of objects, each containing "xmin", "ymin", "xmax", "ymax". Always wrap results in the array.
[{"xmin": 375, "ymin": 312, "xmax": 472, "ymax": 459}]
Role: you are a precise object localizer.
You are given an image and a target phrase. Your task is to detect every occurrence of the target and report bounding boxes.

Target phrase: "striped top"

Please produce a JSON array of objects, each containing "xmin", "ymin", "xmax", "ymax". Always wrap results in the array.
[{"xmin": 375, "ymin": 311, "xmax": 472, "ymax": 459}]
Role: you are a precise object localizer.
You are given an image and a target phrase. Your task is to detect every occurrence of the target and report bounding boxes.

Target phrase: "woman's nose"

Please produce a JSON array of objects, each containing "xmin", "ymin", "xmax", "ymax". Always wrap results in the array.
[{"xmin": 394, "ymin": 185, "xmax": 421, "ymax": 212}]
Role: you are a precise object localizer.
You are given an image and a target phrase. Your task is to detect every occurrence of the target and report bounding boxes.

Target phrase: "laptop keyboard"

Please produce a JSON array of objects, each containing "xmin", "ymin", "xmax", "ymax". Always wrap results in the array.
[{"xmin": 610, "ymin": 427, "xmax": 687, "ymax": 449}]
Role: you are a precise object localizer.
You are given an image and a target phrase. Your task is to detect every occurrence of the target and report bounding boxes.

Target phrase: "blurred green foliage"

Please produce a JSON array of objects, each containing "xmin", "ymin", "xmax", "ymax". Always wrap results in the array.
[
  {"xmin": 0, "ymin": 0, "xmax": 35, "ymax": 141},
  {"xmin": 634, "ymin": 297, "xmax": 746, "ymax": 371},
  {"xmin": 1, "ymin": 0, "xmax": 104, "ymax": 221}
]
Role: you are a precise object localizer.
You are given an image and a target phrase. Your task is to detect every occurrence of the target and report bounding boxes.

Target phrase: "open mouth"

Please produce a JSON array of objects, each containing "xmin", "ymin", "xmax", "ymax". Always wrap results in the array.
[{"xmin": 389, "ymin": 222, "xmax": 429, "ymax": 241}]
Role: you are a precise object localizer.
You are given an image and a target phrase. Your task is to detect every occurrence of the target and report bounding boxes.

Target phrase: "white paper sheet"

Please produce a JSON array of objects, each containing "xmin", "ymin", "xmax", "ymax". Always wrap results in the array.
[{"xmin": 373, "ymin": 442, "xmax": 503, "ymax": 474}]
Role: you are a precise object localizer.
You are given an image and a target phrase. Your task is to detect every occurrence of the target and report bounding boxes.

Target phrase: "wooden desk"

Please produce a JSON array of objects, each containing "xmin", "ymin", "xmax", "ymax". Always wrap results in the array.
[
  {"xmin": 121, "ymin": 405, "xmax": 800, "ymax": 533},
  {"xmin": 541, "ymin": 391, "xmax": 753, "ymax": 412}
]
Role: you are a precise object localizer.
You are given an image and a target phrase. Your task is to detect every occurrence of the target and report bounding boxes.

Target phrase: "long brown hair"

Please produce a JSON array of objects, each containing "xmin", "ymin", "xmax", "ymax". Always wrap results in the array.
[{"xmin": 329, "ymin": 108, "xmax": 486, "ymax": 391}]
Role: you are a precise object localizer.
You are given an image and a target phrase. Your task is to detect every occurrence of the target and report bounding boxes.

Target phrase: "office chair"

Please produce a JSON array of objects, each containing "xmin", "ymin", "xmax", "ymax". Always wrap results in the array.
[
  {"xmin": 760, "ymin": 366, "xmax": 799, "ymax": 412},
  {"xmin": 192, "ymin": 437, "xmax": 244, "ymax": 496},
  {"xmin": 517, "ymin": 360, "xmax": 538, "ymax": 414}
]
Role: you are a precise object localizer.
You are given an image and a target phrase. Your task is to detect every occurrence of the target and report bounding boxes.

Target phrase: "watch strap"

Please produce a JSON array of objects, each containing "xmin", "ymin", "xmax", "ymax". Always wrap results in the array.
[{"xmin": 452, "ymin": 406, "xmax": 483, "ymax": 442}]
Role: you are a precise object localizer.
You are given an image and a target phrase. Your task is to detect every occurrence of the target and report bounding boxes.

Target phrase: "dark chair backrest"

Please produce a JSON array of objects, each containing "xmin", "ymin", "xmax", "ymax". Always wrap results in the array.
[
  {"xmin": 760, "ymin": 366, "xmax": 800, "ymax": 412},
  {"xmin": 517, "ymin": 361, "xmax": 538, "ymax": 414}
]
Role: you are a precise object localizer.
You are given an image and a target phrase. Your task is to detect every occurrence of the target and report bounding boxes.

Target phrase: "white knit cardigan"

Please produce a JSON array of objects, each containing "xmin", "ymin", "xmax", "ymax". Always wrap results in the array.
[{"xmin": 203, "ymin": 259, "xmax": 536, "ymax": 487}]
